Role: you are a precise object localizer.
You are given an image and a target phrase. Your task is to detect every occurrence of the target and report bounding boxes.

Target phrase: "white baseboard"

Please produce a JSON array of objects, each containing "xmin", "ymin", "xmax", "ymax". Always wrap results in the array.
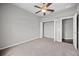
[{"xmin": 0, "ymin": 36, "xmax": 40, "ymax": 50}]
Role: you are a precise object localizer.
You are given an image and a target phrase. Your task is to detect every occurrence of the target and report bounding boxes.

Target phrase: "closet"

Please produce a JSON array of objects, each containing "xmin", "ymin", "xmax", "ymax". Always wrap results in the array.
[{"xmin": 44, "ymin": 21, "xmax": 54, "ymax": 39}]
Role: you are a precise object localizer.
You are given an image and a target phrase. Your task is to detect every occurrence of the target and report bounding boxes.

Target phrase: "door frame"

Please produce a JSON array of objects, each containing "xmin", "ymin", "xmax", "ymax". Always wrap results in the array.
[
  {"xmin": 40, "ymin": 20, "xmax": 55, "ymax": 40},
  {"xmin": 61, "ymin": 13, "xmax": 77, "ymax": 49}
]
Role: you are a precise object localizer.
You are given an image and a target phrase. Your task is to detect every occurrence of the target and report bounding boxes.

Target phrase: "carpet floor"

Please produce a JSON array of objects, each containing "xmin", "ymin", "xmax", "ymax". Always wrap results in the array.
[{"xmin": 0, "ymin": 38, "xmax": 78, "ymax": 56}]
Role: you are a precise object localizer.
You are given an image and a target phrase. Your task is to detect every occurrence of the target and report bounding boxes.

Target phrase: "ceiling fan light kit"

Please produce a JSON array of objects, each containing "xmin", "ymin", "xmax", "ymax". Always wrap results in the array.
[
  {"xmin": 41, "ymin": 9, "xmax": 47, "ymax": 12},
  {"xmin": 34, "ymin": 3, "xmax": 54, "ymax": 16}
]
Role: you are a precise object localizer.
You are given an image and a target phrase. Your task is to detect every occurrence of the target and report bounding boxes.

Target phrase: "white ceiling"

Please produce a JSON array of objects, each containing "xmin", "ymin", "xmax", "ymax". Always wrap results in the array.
[{"xmin": 13, "ymin": 3, "xmax": 77, "ymax": 17}]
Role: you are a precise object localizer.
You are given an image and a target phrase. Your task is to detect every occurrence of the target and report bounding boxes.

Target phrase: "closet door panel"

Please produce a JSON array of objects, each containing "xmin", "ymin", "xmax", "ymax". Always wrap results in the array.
[{"xmin": 44, "ymin": 21, "xmax": 54, "ymax": 38}]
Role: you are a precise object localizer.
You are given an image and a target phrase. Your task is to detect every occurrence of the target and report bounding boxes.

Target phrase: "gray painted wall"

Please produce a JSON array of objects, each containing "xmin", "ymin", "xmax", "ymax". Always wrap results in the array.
[
  {"xmin": 62, "ymin": 18, "xmax": 73, "ymax": 39},
  {"xmin": 0, "ymin": 4, "xmax": 40, "ymax": 48}
]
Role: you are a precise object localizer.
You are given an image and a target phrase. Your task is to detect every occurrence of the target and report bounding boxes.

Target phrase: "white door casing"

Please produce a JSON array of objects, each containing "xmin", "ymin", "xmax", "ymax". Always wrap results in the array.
[
  {"xmin": 40, "ymin": 20, "xmax": 55, "ymax": 39},
  {"xmin": 73, "ymin": 13, "xmax": 77, "ymax": 49}
]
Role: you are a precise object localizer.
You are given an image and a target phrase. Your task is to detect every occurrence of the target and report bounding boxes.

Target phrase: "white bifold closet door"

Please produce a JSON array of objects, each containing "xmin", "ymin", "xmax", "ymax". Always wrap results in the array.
[{"xmin": 44, "ymin": 21, "xmax": 54, "ymax": 38}]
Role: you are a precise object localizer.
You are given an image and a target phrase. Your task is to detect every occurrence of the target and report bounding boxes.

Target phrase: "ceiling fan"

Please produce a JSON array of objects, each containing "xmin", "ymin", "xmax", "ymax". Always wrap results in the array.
[{"xmin": 34, "ymin": 3, "xmax": 54, "ymax": 16}]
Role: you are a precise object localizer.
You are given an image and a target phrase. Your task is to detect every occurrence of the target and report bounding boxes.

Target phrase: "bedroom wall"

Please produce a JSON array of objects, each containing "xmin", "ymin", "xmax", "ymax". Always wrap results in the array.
[{"xmin": 0, "ymin": 4, "xmax": 40, "ymax": 49}]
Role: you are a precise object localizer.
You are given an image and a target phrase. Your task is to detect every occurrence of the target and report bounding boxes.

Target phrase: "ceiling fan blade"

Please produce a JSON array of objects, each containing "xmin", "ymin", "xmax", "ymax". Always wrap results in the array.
[
  {"xmin": 35, "ymin": 10, "xmax": 41, "ymax": 14},
  {"xmin": 43, "ymin": 13, "xmax": 46, "ymax": 15},
  {"xmin": 46, "ymin": 3, "xmax": 52, "ymax": 7},
  {"xmin": 47, "ymin": 9, "xmax": 54, "ymax": 12},
  {"xmin": 34, "ymin": 5, "xmax": 41, "ymax": 9}
]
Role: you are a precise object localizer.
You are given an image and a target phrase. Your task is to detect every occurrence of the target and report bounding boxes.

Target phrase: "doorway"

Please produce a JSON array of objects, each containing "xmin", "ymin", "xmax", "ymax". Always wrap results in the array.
[{"xmin": 62, "ymin": 18, "xmax": 73, "ymax": 44}]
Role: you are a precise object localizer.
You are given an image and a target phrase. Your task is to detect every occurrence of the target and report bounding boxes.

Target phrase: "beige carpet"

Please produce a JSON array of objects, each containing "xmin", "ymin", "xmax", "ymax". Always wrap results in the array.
[{"xmin": 0, "ymin": 38, "xmax": 78, "ymax": 56}]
